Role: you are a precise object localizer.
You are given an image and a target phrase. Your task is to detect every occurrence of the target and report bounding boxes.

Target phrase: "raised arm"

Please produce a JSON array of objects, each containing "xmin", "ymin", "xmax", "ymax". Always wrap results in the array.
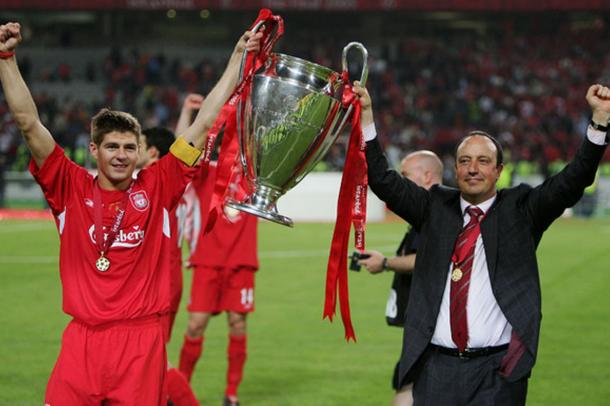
[
  {"xmin": 175, "ymin": 93, "xmax": 204, "ymax": 137},
  {"xmin": 527, "ymin": 84, "xmax": 610, "ymax": 231},
  {"xmin": 0, "ymin": 22, "xmax": 55, "ymax": 167},
  {"xmin": 353, "ymin": 81, "xmax": 430, "ymax": 229},
  {"xmin": 179, "ymin": 30, "xmax": 262, "ymax": 150}
]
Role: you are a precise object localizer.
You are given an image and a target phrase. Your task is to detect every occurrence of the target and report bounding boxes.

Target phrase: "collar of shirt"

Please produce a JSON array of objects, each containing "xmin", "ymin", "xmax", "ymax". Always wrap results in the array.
[{"xmin": 459, "ymin": 194, "xmax": 496, "ymax": 218}]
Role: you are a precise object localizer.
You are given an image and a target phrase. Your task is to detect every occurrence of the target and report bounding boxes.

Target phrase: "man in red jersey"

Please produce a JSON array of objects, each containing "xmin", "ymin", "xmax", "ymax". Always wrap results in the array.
[
  {"xmin": 0, "ymin": 21, "xmax": 262, "ymax": 405},
  {"xmin": 179, "ymin": 160, "xmax": 258, "ymax": 406}
]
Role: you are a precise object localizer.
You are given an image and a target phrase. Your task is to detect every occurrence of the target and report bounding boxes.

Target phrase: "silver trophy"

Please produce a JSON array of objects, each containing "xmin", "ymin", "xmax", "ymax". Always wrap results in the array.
[{"xmin": 226, "ymin": 25, "xmax": 368, "ymax": 227}]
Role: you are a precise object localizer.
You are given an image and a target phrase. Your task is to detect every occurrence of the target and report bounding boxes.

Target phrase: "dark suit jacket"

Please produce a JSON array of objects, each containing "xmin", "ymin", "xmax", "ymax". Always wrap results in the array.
[{"xmin": 366, "ymin": 136, "xmax": 606, "ymax": 384}]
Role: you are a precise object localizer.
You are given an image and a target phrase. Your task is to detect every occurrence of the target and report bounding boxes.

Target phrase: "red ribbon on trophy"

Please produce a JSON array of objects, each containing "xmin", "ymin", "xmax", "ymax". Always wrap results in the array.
[
  {"xmin": 202, "ymin": 9, "xmax": 284, "ymax": 234},
  {"xmin": 323, "ymin": 74, "xmax": 368, "ymax": 342}
]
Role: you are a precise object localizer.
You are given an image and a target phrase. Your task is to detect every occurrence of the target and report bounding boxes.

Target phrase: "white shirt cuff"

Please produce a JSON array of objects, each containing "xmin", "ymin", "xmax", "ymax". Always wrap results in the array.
[
  {"xmin": 587, "ymin": 125, "xmax": 607, "ymax": 145},
  {"xmin": 362, "ymin": 123, "xmax": 377, "ymax": 142}
]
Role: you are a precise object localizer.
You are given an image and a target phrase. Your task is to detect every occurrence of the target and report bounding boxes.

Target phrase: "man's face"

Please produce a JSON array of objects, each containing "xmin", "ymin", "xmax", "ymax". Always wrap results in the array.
[
  {"xmin": 400, "ymin": 157, "xmax": 428, "ymax": 189},
  {"xmin": 455, "ymin": 135, "xmax": 503, "ymax": 204},
  {"xmin": 90, "ymin": 131, "xmax": 139, "ymax": 187}
]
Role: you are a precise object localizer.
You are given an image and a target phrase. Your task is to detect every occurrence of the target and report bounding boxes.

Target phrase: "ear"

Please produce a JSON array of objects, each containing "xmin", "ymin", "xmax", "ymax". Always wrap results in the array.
[
  {"xmin": 495, "ymin": 163, "xmax": 504, "ymax": 182},
  {"xmin": 423, "ymin": 170, "xmax": 433, "ymax": 188},
  {"xmin": 148, "ymin": 146, "xmax": 160, "ymax": 161},
  {"xmin": 89, "ymin": 142, "xmax": 99, "ymax": 161}
]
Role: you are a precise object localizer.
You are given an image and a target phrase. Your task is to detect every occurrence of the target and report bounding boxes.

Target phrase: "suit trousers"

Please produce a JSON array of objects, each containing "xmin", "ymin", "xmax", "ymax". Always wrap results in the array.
[{"xmin": 412, "ymin": 347, "xmax": 528, "ymax": 406}]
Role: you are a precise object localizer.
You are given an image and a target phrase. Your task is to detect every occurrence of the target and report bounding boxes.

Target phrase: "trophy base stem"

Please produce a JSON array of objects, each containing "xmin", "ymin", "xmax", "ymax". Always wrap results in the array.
[{"xmin": 226, "ymin": 199, "xmax": 294, "ymax": 227}]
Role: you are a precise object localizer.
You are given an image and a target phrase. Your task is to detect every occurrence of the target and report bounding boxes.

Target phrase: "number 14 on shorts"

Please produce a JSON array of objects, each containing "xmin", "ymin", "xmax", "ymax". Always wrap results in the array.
[{"xmin": 240, "ymin": 288, "xmax": 254, "ymax": 307}]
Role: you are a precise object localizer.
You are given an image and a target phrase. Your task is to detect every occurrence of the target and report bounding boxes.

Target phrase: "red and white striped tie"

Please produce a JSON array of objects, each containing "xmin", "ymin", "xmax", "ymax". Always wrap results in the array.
[{"xmin": 450, "ymin": 206, "xmax": 484, "ymax": 352}]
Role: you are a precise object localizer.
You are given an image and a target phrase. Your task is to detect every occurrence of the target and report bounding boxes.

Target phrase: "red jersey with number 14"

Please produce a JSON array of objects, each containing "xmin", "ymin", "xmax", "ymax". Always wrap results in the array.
[{"xmin": 30, "ymin": 145, "xmax": 196, "ymax": 326}]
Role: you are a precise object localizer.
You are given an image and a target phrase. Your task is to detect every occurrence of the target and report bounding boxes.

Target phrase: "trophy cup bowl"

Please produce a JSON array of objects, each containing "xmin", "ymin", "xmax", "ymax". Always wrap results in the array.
[{"xmin": 226, "ymin": 40, "xmax": 368, "ymax": 227}]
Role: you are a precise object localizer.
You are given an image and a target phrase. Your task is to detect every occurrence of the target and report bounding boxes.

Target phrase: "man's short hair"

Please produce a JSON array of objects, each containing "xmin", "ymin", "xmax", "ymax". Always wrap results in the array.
[
  {"xmin": 91, "ymin": 108, "xmax": 141, "ymax": 145},
  {"xmin": 457, "ymin": 130, "xmax": 504, "ymax": 167},
  {"xmin": 142, "ymin": 127, "xmax": 175, "ymax": 158}
]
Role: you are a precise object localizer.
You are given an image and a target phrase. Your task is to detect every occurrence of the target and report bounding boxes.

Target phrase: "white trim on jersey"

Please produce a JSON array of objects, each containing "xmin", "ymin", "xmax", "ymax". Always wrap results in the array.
[
  {"xmin": 185, "ymin": 190, "xmax": 201, "ymax": 254},
  {"xmin": 163, "ymin": 208, "xmax": 171, "ymax": 238},
  {"xmin": 57, "ymin": 208, "xmax": 66, "ymax": 235},
  {"xmin": 174, "ymin": 201, "xmax": 188, "ymax": 248}
]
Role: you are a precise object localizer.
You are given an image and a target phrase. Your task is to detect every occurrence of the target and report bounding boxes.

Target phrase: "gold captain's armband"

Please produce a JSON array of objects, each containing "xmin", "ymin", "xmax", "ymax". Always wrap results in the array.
[{"xmin": 170, "ymin": 137, "xmax": 202, "ymax": 167}]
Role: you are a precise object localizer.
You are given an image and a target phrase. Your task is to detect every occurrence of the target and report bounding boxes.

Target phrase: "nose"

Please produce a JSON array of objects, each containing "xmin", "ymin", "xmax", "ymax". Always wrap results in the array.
[
  {"xmin": 116, "ymin": 146, "xmax": 128, "ymax": 160},
  {"xmin": 467, "ymin": 160, "xmax": 479, "ymax": 174}
]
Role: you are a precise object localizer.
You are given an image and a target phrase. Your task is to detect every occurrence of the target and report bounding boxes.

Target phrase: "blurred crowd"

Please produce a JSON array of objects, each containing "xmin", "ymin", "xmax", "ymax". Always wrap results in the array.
[{"xmin": 2, "ymin": 24, "xmax": 610, "ymax": 187}]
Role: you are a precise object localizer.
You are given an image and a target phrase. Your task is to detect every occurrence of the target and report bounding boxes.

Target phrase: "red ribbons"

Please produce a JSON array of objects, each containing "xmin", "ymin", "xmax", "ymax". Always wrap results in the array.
[
  {"xmin": 202, "ymin": 9, "xmax": 283, "ymax": 234},
  {"xmin": 92, "ymin": 182, "xmax": 133, "ymax": 262},
  {"xmin": 323, "ymin": 78, "xmax": 368, "ymax": 342}
]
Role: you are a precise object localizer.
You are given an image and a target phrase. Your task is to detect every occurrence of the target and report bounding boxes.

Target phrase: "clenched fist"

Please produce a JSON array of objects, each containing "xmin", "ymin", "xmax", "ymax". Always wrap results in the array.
[
  {"xmin": 586, "ymin": 84, "xmax": 610, "ymax": 125},
  {"xmin": 0, "ymin": 22, "xmax": 22, "ymax": 53}
]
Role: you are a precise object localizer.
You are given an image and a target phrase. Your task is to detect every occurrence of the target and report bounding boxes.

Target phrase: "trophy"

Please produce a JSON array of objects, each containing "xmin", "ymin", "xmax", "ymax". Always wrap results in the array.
[{"xmin": 226, "ymin": 23, "xmax": 368, "ymax": 227}]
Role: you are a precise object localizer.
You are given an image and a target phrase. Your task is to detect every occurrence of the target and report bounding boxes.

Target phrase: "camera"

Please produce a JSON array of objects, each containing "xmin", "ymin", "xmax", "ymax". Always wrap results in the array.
[{"xmin": 349, "ymin": 251, "xmax": 371, "ymax": 272}]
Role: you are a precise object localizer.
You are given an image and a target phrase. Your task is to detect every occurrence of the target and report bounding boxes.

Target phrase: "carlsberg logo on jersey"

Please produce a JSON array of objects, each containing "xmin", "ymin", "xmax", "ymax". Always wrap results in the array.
[{"xmin": 88, "ymin": 225, "xmax": 145, "ymax": 248}]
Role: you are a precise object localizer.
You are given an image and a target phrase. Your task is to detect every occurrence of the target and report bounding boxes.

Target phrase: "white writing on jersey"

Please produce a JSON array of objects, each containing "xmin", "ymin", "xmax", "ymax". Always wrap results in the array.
[{"xmin": 88, "ymin": 224, "xmax": 146, "ymax": 248}]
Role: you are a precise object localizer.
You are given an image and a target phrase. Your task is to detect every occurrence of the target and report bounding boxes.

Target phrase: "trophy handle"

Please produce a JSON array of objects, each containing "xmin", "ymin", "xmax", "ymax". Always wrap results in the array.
[
  {"xmin": 342, "ymin": 42, "xmax": 369, "ymax": 87},
  {"xmin": 237, "ymin": 16, "xmax": 284, "ymax": 171},
  {"xmin": 334, "ymin": 42, "xmax": 369, "ymax": 137},
  {"xmin": 238, "ymin": 15, "xmax": 284, "ymax": 83}
]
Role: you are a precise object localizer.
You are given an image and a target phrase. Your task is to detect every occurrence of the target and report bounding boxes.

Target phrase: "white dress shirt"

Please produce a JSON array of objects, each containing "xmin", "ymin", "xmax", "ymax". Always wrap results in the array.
[{"xmin": 431, "ymin": 196, "xmax": 512, "ymax": 348}]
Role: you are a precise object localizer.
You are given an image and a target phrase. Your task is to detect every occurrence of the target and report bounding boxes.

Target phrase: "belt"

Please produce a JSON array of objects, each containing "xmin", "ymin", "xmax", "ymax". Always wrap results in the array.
[{"xmin": 429, "ymin": 344, "xmax": 509, "ymax": 359}]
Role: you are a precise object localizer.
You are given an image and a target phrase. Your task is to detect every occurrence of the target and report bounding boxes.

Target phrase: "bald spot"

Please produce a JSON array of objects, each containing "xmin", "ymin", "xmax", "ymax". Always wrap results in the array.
[{"xmin": 401, "ymin": 150, "xmax": 444, "ymax": 184}]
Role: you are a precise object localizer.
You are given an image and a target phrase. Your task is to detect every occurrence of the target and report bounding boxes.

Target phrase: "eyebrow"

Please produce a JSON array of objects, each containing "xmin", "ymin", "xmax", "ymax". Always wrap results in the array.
[
  {"xmin": 103, "ymin": 142, "xmax": 138, "ymax": 148},
  {"xmin": 456, "ymin": 154, "xmax": 494, "ymax": 162}
]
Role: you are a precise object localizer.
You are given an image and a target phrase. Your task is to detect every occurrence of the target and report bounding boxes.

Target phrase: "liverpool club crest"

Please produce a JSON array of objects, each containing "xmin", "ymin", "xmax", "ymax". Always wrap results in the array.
[{"xmin": 129, "ymin": 190, "xmax": 150, "ymax": 212}]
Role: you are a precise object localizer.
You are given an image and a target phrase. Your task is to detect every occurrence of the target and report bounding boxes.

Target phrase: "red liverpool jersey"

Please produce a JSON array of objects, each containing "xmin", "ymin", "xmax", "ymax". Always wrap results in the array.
[
  {"xmin": 188, "ymin": 163, "xmax": 258, "ymax": 269},
  {"xmin": 30, "ymin": 145, "xmax": 196, "ymax": 326}
]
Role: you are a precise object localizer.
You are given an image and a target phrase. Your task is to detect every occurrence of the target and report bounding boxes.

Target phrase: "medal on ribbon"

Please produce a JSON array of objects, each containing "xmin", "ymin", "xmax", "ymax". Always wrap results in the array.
[
  {"xmin": 96, "ymin": 255, "xmax": 110, "ymax": 272},
  {"xmin": 92, "ymin": 182, "xmax": 133, "ymax": 273}
]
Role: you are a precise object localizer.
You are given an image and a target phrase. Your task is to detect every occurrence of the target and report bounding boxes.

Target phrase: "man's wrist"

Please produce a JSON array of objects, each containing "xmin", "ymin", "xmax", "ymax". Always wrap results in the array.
[
  {"xmin": 591, "ymin": 111, "xmax": 610, "ymax": 128},
  {"xmin": 362, "ymin": 122, "xmax": 377, "ymax": 142},
  {"xmin": 0, "ymin": 51, "xmax": 15, "ymax": 60},
  {"xmin": 590, "ymin": 119, "xmax": 609, "ymax": 132},
  {"xmin": 382, "ymin": 257, "xmax": 390, "ymax": 271}
]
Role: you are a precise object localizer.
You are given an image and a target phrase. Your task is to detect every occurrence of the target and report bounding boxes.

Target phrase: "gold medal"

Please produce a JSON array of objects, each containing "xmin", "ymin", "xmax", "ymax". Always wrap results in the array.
[
  {"xmin": 451, "ymin": 268, "xmax": 463, "ymax": 282},
  {"xmin": 96, "ymin": 255, "xmax": 110, "ymax": 272}
]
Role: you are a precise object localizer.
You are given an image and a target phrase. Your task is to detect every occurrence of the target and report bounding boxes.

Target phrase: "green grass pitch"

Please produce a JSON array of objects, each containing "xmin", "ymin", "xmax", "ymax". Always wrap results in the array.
[{"xmin": 0, "ymin": 217, "xmax": 609, "ymax": 405}]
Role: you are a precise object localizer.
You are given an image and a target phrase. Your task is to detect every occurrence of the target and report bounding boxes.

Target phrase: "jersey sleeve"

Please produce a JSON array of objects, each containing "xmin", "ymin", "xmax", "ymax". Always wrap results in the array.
[
  {"xmin": 29, "ymin": 144, "xmax": 90, "ymax": 215},
  {"xmin": 139, "ymin": 152, "xmax": 199, "ymax": 211}
]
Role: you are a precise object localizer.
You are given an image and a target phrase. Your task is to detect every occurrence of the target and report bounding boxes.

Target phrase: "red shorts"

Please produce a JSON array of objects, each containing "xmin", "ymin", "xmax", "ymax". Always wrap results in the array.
[
  {"xmin": 187, "ymin": 265, "xmax": 256, "ymax": 314},
  {"xmin": 45, "ymin": 315, "xmax": 167, "ymax": 405}
]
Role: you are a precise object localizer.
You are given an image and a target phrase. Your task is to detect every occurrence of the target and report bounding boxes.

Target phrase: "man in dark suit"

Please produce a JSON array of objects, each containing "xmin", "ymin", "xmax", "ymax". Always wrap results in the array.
[
  {"xmin": 353, "ymin": 81, "xmax": 610, "ymax": 405},
  {"xmin": 359, "ymin": 150, "xmax": 443, "ymax": 406}
]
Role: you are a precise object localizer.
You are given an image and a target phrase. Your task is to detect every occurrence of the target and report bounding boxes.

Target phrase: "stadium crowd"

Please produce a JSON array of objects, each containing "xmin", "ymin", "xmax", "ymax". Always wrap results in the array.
[{"xmin": 2, "ymin": 23, "xmax": 610, "ymax": 183}]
